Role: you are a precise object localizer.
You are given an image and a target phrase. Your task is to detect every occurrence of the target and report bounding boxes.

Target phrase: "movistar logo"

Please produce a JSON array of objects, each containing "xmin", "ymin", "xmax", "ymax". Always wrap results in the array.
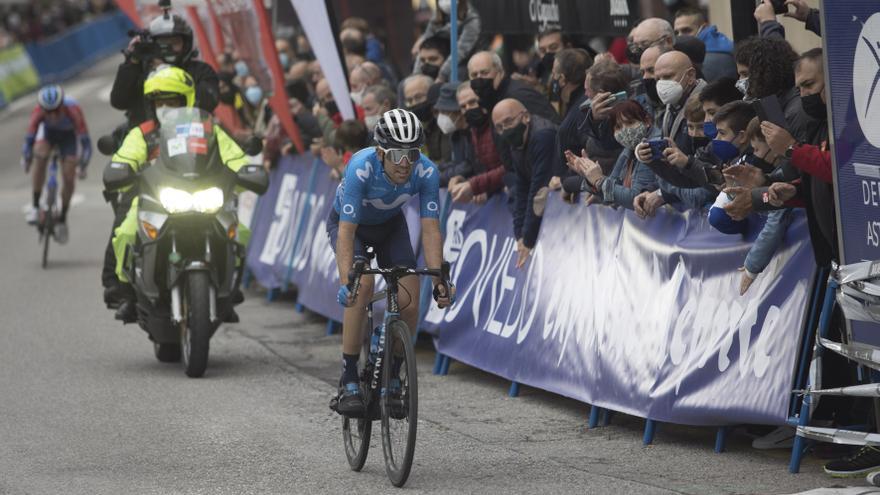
[
  {"xmin": 415, "ymin": 163, "xmax": 434, "ymax": 178},
  {"xmin": 355, "ymin": 162, "xmax": 372, "ymax": 182}
]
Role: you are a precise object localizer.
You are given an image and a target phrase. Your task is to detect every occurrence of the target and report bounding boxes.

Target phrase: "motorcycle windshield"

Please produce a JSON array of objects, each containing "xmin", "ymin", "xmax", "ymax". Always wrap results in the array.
[{"xmin": 156, "ymin": 107, "xmax": 219, "ymax": 176}]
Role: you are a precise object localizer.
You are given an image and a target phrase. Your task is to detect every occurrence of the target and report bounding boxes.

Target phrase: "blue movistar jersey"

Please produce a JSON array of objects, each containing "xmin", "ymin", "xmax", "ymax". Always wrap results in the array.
[{"xmin": 333, "ymin": 148, "xmax": 441, "ymax": 225}]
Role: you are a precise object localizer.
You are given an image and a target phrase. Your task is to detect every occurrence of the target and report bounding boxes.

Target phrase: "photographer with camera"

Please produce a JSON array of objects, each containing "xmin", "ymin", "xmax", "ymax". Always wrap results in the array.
[
  {"xmin": 103, "ymin": 3, "xmax": 219, "ymax": 309},
  {"xmin": 110, "ymin": 9, "xmax": 219, "ymax": 127}
]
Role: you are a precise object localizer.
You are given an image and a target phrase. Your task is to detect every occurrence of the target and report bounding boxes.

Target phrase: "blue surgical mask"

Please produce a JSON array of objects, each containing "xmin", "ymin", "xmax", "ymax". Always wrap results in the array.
[
  {"xmin": 703, "ymin": 121, "xmax": 718, "ymax": 139},
  {"xmin": 244, "ymin": 86, "xmax": 263, "ymax": 105},
  {"xmin": 235, "ymin": 61, "xmax": 249, "ymax": 78},
  {"xmin": 279, "ymin": 53, "xmax": 290, "ymax": 70},
  {"xmin": 710, "ymin": 138, "xmax": 740, "ymax": 162}
]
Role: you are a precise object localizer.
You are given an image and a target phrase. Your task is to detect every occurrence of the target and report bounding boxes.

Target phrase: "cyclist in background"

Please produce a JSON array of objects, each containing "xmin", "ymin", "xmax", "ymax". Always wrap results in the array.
[
  {"xmin": 328, "ymin": 108, "xmax": 454, "ymax": 416},
  {"xmin": 22, "ymin": 85, "xmax": 92, "ymax": 243}
]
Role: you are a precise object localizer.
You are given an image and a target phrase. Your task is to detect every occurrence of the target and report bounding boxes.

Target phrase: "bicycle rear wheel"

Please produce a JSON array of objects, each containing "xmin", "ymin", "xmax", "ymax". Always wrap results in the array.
[{"xmin": 380, "ymin": 319, "xmax": 418, "ymax": 487}]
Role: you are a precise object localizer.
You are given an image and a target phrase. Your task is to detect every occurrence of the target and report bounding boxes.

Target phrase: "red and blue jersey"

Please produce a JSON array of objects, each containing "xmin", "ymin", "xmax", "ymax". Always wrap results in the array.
[{"xmin": 26, "ymin": 97, "xmax": 89, "ymax": 138}]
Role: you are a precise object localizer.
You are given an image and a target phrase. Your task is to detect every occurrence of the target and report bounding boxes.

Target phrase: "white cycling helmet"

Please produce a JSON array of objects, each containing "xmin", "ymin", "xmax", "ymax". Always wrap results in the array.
[{"xmin": 373, "ymin": 108, "xmax": 425, "ymax": 149}]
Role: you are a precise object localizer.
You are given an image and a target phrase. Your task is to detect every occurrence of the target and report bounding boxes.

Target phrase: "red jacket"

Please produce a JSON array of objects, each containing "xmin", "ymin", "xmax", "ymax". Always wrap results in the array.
[{"xmin": 791, "ymin": 141, "xmax": 832, "ymax": 184}]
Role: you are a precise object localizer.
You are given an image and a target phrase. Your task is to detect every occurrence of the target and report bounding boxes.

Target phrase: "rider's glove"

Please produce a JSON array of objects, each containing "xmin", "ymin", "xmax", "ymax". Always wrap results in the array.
[
  {"xmin": 433, "ymin": 282, "xmax": 455, "ymax": 307},
  {"xmin": 78, "ymin": 135, "xmax": 92, "ymax": 170},
  {"xmin": 22, "ymin": 137, "xmax": 34, "ymax": 169},
  {"xmin": 337, "ymin": 285, "xmax": 353, "ymax": 307}
]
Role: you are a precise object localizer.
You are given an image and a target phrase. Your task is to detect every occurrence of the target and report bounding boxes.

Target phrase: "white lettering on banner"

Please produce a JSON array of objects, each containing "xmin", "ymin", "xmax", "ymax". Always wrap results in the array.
[
  {"xmin": 528, "ymin": 0, "xmax": 560, "ymax": 26},
  {"xmin": 425, "ymin": 223, "xmax": 542, "ymax": 344},
  {"xmin": 869, "ymin": 221, "xmax": 880, "ymax": 247},
  {"xmin": 862, "ymin": 179, "xmax": 880, "ymax": 206},
  {"xmin": 431, "ymin": 204, "xmax": 809, "ymax": 396},
  {"xmin": 609, "ymin": 0, "xmax": 630, "ymax": 16},
  {"xmin": 853, "ymin": 13, "xmax": 880, "ymax": 148},
  {"xmin": 258, "ymin": 174, "xmax": 301, "ymax": 265},
  {"xmin": 292, "ymin": 194, "xmax": 327, "ymax": 271}
]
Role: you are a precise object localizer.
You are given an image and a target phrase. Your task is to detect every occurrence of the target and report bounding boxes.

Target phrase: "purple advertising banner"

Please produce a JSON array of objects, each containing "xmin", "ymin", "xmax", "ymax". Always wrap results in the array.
[
  {"xmin": 245, "ymin": 153, "xmax": 314, "ymax": 289},
  {"xmin": 422, "ymin": 195, "xmax": 815, "ymax": 426},
  {"xmin": 247, "ymin": 155, "xmax": 816, "ymax": 425}
]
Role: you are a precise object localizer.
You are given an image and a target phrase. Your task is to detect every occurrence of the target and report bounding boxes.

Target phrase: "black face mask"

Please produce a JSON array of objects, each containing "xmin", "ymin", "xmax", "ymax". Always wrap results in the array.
[
  {"xmin": 501, "ymin": 121, "xmax": 527, "ymax": 149},
  {"xmin": 801, "ymin": 92, "xmax": 827, "ymax": 121},
  {"xmin": 745, "ymin": 152, "xmax": 776, "ymax": 173},
  {"xmin": 464, "ymin": 107, "xmax": 489, "ymax": 129},
  {"xmin": 643, "ymin": 78, "xmax": 660, "ymax": 105},
  {"xmin": 538, "ymin": 51, "xmax": 555, "ymax": 77},
  {"xmin": 409, "ymin": 101, "xmax": 434, "ymax": 123},
  {"xmin": 342, "ymin": 38, "xmax": 366, "ymax": 56},
  {"xmin": 470, "ymin": 77, "xmax": 498, "ymax": 108},
  {"xmin": 420, "ymin": 63, "xmax": 441, "ymax": 79},
  {"xmin": 626, "ymin": 43, "xmax": 644, "ymax": 65},
  {"xmin": 219, "ymin": 91, "xmax": 235, "ymax": 105},
  {"xmin": 324, "ymin": 100, "xmax": 339, "ymax": 116},
  {"xmin": 691, "ymin": 135, "xmax": 711, "ymax": 150},
  {"xmin": 549, "ymin": 78, "xmax": 562, "ymax": 102}
]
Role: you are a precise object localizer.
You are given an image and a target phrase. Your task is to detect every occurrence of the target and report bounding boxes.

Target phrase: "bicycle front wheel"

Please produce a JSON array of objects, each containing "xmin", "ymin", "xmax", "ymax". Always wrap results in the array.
[
  {"xmin": 41, "ymin": 204, "xmax": 54, "ymax": 269},
  {"xmin": 380, "ymin": 319, "xmax": 418, "ymax": 487}
]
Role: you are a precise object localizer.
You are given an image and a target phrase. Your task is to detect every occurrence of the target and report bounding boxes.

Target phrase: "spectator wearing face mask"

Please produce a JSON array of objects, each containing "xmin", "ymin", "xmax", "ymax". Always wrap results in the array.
[
  {"xmin": 340, "ymin": 16, "xmax": 386, "ymax": 66},
  {"xmin": 564, "ymin": 100, "xmax": 658, "ymax": 210},
  {"xmin": 433, "ymin": 82, "xmax": 474, "ymax": 187},
  {"xmin": 580, "ymin": 60, "xmax": 636, "ymax": 175},
  {"xmin": 491, "ymin": 99, "xmax": 558, "ymax": 269},
  {"xmin": 549, "ymin": 48, "xmax": 593, "ymax": 188},
  {"xmin": 240, "ymin": 75, "xmax": 268, "ymax": 133},
  {"xmin": 411, "ymin": 0, "xmax": 483, "ymax": 83},
  {"xmin": 408, "ymin": 76, "xmax": 451, "ymax": 164},
  {"xmin": 349, "ymin": 62, "xmax": 385, "ymax": 107},
  {"xmin": 276, "ymin": 38, "xmax": 294, "ymax": 72},
  {"xmin": 673, "ymin": 7, "xmax": 737, "ymax": 82},
  {"xmin": 449, "ymin": 81, "xmax": 506, "ymax": 204},
  {"xmin": 413, "ymin": 35, "xmax": 450, "ymax": 82},
  {"xmin": 637, "ymin": 44, "xmax": 671, "ymax": 111},
  {"xmin": 626, "ymin": 18, "xmax": 674, "ymax": 66},
  {"xmin": 512, "ymin": 25, "xmax": 572, "ymax": 94},
  {"xmin": 652, "ymin": 50, "xmax": 707, "ymax": 155},
  {"xmin": 361, "ymin": 85, "xmax": 396, "ymax": 137},
  {"xmin": 467, "ymin": 51, "xmax": 559, "ymax": 123},
  {"xmin": 733, "ymin": 37, "xmax": 815, "ymax": 143}
]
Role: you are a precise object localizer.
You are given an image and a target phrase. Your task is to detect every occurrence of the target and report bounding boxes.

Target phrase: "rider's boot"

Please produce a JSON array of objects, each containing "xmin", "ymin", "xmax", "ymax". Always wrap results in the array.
[
  {"xmin": 333, "ymin": 354, "xmax": 364, "ymax": 416},
  {"xmin": 114, "ymin": 283, "xmax": 137, "ymax": 323}
]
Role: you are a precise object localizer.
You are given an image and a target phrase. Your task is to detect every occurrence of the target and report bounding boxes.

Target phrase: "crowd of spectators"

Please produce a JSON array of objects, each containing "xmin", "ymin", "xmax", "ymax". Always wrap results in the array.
[
  {"xmin": 212, "ymin": 0, "xmax": 864, "ymax": 476},
  {"xmin": 0, "ymin": 0, "xmax": 116, "ymax": 49}
]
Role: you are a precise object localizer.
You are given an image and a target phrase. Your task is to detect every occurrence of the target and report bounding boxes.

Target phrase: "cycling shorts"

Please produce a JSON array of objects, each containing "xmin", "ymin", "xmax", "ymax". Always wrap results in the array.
[
  {"xmin": 326, "ymin": 209, "xmax": 416, "ymax": 269},
  {"xmin": 36, "ymin": 124, "xmax": 78, "ymax": 158}
]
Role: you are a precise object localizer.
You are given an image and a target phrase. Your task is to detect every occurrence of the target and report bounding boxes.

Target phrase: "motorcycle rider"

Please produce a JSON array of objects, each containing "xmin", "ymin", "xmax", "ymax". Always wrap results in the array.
[
  {"xmin": 104, "ymin": 10, "xmax": 220, "ymax": 308},
  {"xmin": 108, "ymin": 65, "xmax": 249, "ymax": 323}
]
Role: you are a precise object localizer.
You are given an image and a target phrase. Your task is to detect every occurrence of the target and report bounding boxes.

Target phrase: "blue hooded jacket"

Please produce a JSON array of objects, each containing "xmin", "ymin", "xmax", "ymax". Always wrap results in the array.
[{"xmin": 697, "ymin": 25, "xmax": 734, "ymax": 54}]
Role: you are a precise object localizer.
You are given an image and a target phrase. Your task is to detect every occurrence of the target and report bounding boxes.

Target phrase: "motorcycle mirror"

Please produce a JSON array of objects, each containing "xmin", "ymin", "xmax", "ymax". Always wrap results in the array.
[
  {"xmin": 103, "ymin": 162, "xmax": 136, "ymax": 191},
  {"xmin": 236, "ymin": 164, "xmax": 269, "ymax": 195},
  {"xmin": 244, "ymin": 136, "xmax": 263, "ymax": 156},
  {"xmin": 97, "ymin": 135, "xmax": 118, "ymax": 156}
]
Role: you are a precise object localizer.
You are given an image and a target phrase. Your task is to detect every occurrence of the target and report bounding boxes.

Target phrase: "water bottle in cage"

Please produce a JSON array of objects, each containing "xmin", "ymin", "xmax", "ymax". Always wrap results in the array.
[{"xmin": 369, "ymin": 325, "xmax": 382, "ymax": 364}]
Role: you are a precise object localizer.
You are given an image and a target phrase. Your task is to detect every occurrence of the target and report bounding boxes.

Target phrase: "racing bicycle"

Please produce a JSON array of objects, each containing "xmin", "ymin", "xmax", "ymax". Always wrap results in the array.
[
  {"xmin": 332, "ymin": 255, "xmax": 450, "ymax": 487},
  {"xmin": 37, "ymin": 152, "xmax": 60, "ymax": 269}
]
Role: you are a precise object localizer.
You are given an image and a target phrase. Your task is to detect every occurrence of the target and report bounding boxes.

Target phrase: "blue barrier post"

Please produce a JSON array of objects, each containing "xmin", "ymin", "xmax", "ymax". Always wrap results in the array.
[
  {"xmin": 326, "ymin": 320, "xmax": 339, "ymax": 336},
  {"xmin": 602, "ymin": 409, "xmax": 614, "ymax": 426},
  {"xmin": 789, "ymin": 267, "xmax": 829, "ymax": 419},
  {"xmin": 295, "ymin": 303, "xmax": 304, "ymax": 314},
  {"xmin": 242, "ymin": 269, "xmax": 252, "ymax": 290},
  {"xmin": 643, "ymin": 419, "xmax": 657, "ymax": 445},
  {"xmin": 789, "ymin": 278, "xmax": 839, "ymax": 473},
  {"xmin": 508, "ymin": 382, "xmax": 520, "ymax": 397},
  {"xmin": 266, "ymin": 287, "xmax": 279, "ymax": 302},
  {"xmin": 714, "ymin": 427, "xmax": 728, "ymax": 453},
  {"xmin": 433, "ymin": 352, "xmax": 445, "ymax": 374},
  {"xmin": 439, "ymin": 355, "xmax": 452, "ymax": 375},
  {"xmin": 588, "ymin": 407, "xmax": 602, "ymax": 428},
  {"xmin": 282, "ymin": 158, "xmax": 322, "ymax": 293}
]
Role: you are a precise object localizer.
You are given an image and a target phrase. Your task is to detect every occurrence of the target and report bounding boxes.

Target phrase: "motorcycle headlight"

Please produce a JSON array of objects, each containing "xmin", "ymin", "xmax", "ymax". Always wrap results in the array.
[
  {"xmin": 158, "ymin": 187, "xmax": 224, "ymax": 214},
  {"xmin": 192, "ymin": 187, "xmax": 224, "ymax": 213},
  {"xmin": 159, "ymin": 187, "xmax": 193, "ymax": 214}
]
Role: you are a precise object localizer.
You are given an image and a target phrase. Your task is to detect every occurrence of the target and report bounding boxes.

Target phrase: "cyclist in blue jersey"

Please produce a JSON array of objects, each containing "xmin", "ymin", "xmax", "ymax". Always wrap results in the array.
[{"xmin": 328, "ymin": 108, "xmax": 454, "ymax": 416}]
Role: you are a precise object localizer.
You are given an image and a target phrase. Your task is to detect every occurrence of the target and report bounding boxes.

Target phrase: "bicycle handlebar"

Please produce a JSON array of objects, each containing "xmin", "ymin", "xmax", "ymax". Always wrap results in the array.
[{"xmin": 346, "ymin": 260, "xmax": 451, "ymax": 303}]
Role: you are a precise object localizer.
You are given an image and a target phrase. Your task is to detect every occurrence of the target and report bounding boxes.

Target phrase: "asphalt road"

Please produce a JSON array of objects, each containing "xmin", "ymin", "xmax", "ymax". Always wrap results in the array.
[{"xmin": 0, "ymin": 55, "xmax": 863, "ymax": 495}]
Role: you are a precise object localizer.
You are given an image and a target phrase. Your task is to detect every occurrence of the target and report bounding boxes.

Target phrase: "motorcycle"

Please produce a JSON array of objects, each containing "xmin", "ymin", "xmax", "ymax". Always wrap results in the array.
[{"xmin": 103, "ymin": 107, "xmax": 267, "ymax": 377}]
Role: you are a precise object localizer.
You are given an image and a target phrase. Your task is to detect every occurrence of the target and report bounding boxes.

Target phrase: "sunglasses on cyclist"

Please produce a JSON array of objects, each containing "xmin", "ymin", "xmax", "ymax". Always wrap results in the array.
[{"xmin": 381, "ymin": 147, "xmax": 420, "ymax": 165}]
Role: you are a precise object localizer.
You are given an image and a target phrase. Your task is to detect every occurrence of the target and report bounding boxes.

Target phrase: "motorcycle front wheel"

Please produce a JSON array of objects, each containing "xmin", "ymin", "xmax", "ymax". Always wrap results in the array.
[{"xmin": 181, "ymin": 271, "xmax": 211, "ymax": 378}]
